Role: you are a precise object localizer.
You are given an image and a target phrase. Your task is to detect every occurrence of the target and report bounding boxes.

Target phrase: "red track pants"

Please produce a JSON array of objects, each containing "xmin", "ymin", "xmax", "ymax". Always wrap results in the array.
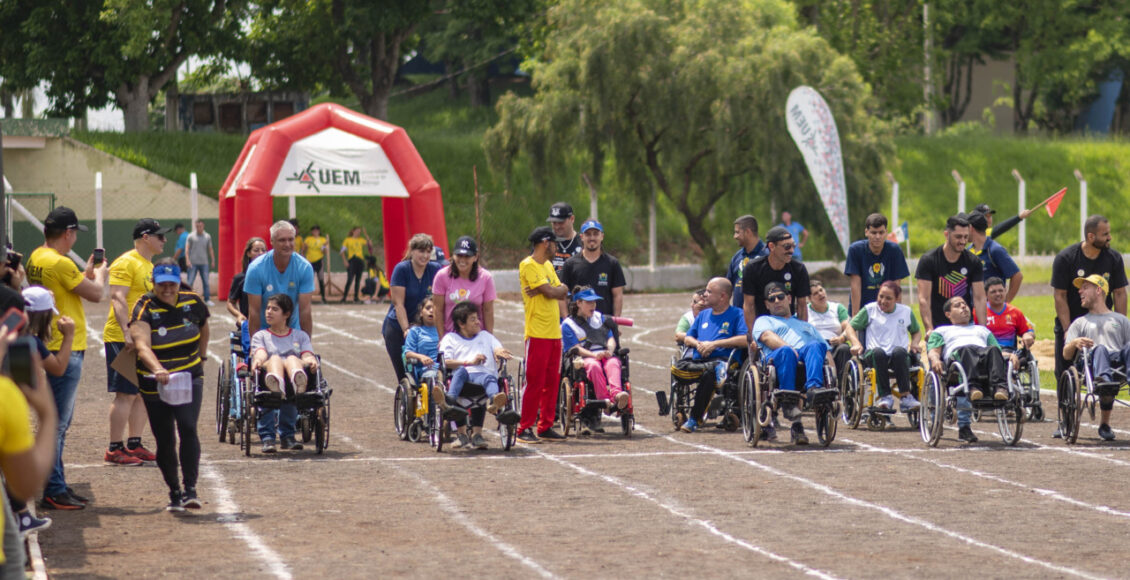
[{"xmin": 520, "ymin": 337, "xmax": 561, "ymax": 434}]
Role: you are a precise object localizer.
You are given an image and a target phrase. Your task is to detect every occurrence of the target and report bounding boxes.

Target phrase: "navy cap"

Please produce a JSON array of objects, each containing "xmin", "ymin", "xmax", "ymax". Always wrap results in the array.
[
  {"xmin": 133, "ymin": 218, "xmax": 171, "ymax": 239},
  {"xmin": 528, "ymin": 226, "xmax": 555, "ymax": 244},
  {"xmin": 765, "ymin": 226, "xmax": 792, "ymax": 244},
  {"xmin": 973, "ymin": 203, "xmax": 995, "ymax": 215},
  {"xmin": 44, "ymin": 206, "xmax": 88, "ymax": 232},
  {"xmin": 454, "ymin": 236, "xmax": 478, "ymax": 256},
  {"xmin": 580, "ymin": 219, "xmax": 603, "ymax": 233},
  {"xmin": 547, "ymin": 202, "xmax": 574, "ymax": 222}
]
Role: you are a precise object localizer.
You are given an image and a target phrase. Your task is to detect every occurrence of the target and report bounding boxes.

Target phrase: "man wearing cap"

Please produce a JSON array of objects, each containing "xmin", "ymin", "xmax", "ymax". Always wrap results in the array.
[
  {"xmin": 102, "ymin": 218, "xmax": 169, "ymax": 466},
  {"xmin": 742, "ymin": 226, "xmax": 810, "ymax": 330},
  {"xmin": 972, "ymin": 202, "xmax": 1035, "ymax": 240},
  {"xmin": 728, "ymin": 215, "xmax": 769, "ymax": 309},
  {"xmin": 1063, "ymin": 274, "xmax": 1130, "ymax": 441},
  {"xmin": 967, "ymin": 211, "xmax": 1023, "ymax": 303},
  {"xmin": 185, "ymin": 219, "xmax": 216, "ymax": 306},
  {"xmin": 844, "ymin": 213, "xmax": 909, "ymax": 314},
  {"xmin": 517, "ymin": 226, "xmax": 569, "ymax": 443},
  {"xmin": 546, "ymin": 202, "xmax": 583, "ymax": 274},
  {"xmin": 560, "ymin": 219, "xmax": 626, "ymax": 317},
  {"xmin": 915, "ymin": 214, "xmax": 986, "ymax": 335},
  {"xmin": 26, "ymin": 206, "xmax": 107, "ymax": 510}
]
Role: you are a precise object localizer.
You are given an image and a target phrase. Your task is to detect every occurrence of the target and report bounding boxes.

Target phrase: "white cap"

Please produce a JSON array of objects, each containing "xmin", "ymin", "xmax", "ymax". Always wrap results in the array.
[{"xmin": 23, "ymin": 286, "xmax": 58, "ymax": 314}]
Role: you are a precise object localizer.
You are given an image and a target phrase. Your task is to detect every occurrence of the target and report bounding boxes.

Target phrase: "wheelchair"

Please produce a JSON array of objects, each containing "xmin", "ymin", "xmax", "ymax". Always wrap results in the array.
[
  {"xmin": 661, "ymin": 347, "xmax": 744, "ymax": 432},
  {"xmin": 740, "ymin": 344, "xmax": 840, "ymax": 447},
  {"xmin": 558, "ymin": 343, "xmax": 634, "ymax": 438},
  {"xmin": 840, "ymin": 351, "xmax": 926, "ymax": 431},
  {"xmin": 394, "ymin": 359, "xmax": 442, "ymax": 444},
  {"xmin": 429, "ymin": 356, "xmax": 521, "ymax": 453},
  {"xmin": 1056, "ymin": 347, "xmax": 1128, "ymax": 444},
  {"xmin": 1008, "ymin": 347, "xmax": 1043, "ymax": 421},
  {"xmin": 216, "ymin": 330, "xmax": 252, "ymax": 449},
  {"xmin": 919, "ymin": 356, "xmax": 1023, "ymax": 446},
  {"xmin": 244, "ymin": 356, "xmax": 333, "ymax": 455}
]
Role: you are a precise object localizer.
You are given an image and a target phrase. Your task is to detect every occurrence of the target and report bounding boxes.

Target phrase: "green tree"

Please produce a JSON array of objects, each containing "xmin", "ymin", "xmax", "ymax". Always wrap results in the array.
[
  {"xmin": 484, "ymin": 0, "xmax": 889, "ymax": 269},
  {"xmin": 245, "ymin": 0, "xmax": 432, "ymax": 120}
]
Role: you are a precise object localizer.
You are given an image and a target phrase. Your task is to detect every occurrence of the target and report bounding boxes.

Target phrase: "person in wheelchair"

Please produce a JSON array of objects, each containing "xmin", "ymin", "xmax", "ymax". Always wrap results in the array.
[
  {"xmin": 849, "ymin": 280, "xmax": 922, "ymax": 412},
  {"xmin": 679, "ymin": 277, "xmax": 748, "ymax": 434},
  {"xmin": 435, "ymin": 302, "xmax": 513, "ymax": 449},
  {"xmin": 926, "ymin": 296, "xmax": 1018, "ymax": 443},
  {"xmin": 562, "ymin": 286, "xmax": 630, "ymax": 434},
  {"xmin": 752, "ymin": 282, "xmax": 833, "ymax": 444},
  {"xmin": 984, "ymin": 276, "xmax": 1035, "ymax": 352},
  {"xmin": 1063, "ymin": 274, "xmax": 1130, "ymax": 441},
  {"xmin": 675, "ymin": 288, "xmax": 707, "ymax": 346},
  {"xmin": 403, "ymin": 296, "xmax": 441, "ymax": 385},
  {"xmin": 250, "ymin": 294, "xmax": 319, "ymax": 401},
  {"xmin": 807, "ymin": 279, "xmax": 858, "ymax": 376}
]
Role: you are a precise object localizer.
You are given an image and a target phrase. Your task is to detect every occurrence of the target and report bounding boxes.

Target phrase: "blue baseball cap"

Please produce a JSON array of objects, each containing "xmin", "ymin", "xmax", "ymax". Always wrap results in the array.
[
  {"xmin": 573, "ymin": 288, "xmax": 602, "ymax": 302},
  {"xmin": 580, "ymin": 219, "xmax": 603, "ymax": 233},
  {"xmin": 152, "ymin": 263, "xmax": 181, "ymax": 284}
]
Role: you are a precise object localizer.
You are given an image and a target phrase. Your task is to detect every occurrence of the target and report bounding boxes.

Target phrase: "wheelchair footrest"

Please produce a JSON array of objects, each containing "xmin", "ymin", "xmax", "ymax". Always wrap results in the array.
[
  {"xmin": 254, "ymin": 391, "xmax": 283, "ymax": 408},
  {"xmin": 295, "ymin": 391, "xmax": 325, "ymax": 409},
  {"xmin": 773, "ymin": 390, "xmax": 801, "ymax": 408},
  {"xmin": 497, "ymin": 410, "xmax": 521, "ymax": 425},
  {"xmin": 807, "ymin": 387, "xmax": 838, "ymax": 406},
  {"xmin": 582, "ymin": 400, "xmax": 608, "ymax": 414},
  {"xmin": 869, "ymin": 407, "xmax": 897, "ymax": 415}
]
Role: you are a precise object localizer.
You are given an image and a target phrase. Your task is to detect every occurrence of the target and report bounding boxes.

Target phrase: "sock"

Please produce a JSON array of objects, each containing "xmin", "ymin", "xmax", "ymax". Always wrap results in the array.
[
  {"xmin": 126, "ymin": 437, "xmax": 141, "ymax": 450},
  {"xmin": 109, "ymin": 441, "xmax": 124, "ymax": 452}
]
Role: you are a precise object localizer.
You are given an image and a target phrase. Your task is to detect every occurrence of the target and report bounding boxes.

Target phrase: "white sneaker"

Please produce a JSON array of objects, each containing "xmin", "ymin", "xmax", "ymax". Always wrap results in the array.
[
  {"xmin": 206, "ymin": 300, "xmax": 216, "ymax": 307},
  {"xmin": 900, "ymin": 394, "xmax": 921, "ymax": 412},
  {"xmin": 876, "ymin": 395, "xmax": 894, "ymax": 410}
]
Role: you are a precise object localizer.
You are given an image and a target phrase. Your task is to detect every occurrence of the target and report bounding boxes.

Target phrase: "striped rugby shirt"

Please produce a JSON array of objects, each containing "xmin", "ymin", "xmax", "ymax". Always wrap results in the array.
[{"xmin": 130, "ymin": 290, "xmax": 210, "ymax": 396}]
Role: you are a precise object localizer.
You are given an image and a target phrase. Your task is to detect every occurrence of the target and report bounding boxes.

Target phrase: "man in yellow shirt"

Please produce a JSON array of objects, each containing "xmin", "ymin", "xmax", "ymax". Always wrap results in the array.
[
  {"xmin": 303, "ymin": 224, "xmax": 329, "ymax": 303},
  {"xmin": 103, "ymin": 218, "xmax": 168, "ymax": 466},
  {"xmin": 517, "ymin": 226, "xmax": 568, "ymax": 443},
  {"xmin": 340, "ymin": 226, "xmax": 371, "ymax": 303},
  {"xmin": 26, "ymin": 206, "xmax": 106, "ymax": 510}
]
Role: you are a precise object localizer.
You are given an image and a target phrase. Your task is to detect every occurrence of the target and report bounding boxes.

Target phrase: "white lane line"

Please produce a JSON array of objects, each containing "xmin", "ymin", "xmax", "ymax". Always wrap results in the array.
[
  {"xmin": 199, "ymin": 457, "xmax": 293, "ymax": 579},
  {"xmin": 643, "ymin": 426, "xmax": 1104, "ymax": 580},
  {"xmin": 964, "ymin": 424, "xmax": 1130, "ymax": 468},
  {"xmin": 521, "ymin": 444, "xmax": 842, "ymax": 580},
  {"xmin": 841, "ymin": 437, "xmax": 1130, "ymax": 520}
]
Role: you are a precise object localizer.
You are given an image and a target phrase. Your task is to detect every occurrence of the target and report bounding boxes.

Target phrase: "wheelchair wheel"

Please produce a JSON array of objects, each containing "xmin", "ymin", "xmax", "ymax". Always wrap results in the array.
[
  {"xmin": 815, "ymin": 404, "xmax": 837, "ymax": 447},
  {"xmin": 621, "ymin": 413, "xmax": 634, "ymax": 437},
  {"xmin": 671, "ymin": 383, "xmax": 687, "ymax": 430},
  {"xmin": 217, "ymin": 364, "xmax": 230, "ymax": 442},
  {"xmin": 920, "ymin": 372, "xmax": 944, "ymax": 446},
  {"xmin": 1028, "ymin": 404, "xmax": 1044, "ymax": 422},
  {"xmin": 516, "ymin": 361, "xmax": 526, "ymax": 413},
  {"xmin": 996, "ymin": 400, "xmax": 1024, "ymax": 446},
  {"xmin": 393, "ymin": 382, "xmax": 411, "ymax": 441},
  {"xmin": 840, "ymin": 360, "xmax": 863, "ymax": 429},
  {"xmin": 430, "ymin": 408, "xmax": 446, "ymax": 452},
  {"xmin": 971, "ymin": 409, "xmax": 983, "ymax": 423},
  {"xmin": 739, "ymin": 363, "xmax": 758, "ymax": 444},
  {"xmin": 1058, "ymin": 368, "xmax": 1082, "ymax": 445},
  {"xmin": 558, "ymin": 377, "xmax": 574, "ymax": 437},
  {"xmin": 314, "ymin": 405, "xmax": 329, "ymax": 454},
  {"xmin": 243, "ymin": 404, "xmax": 256, "ymax": 457},
  {"xmin": 300, "ymin": 414, "xmax": 313, "ymax": 443}
]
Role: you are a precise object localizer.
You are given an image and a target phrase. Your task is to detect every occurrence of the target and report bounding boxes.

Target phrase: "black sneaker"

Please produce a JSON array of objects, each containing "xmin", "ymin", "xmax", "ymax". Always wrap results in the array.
[
  {"xmin": 66, "ymin": 487, "xmax": 91, "ymax": 505},
  {"xmin": 790, "ymin": 422, "xmax": 808, "ymax": 446},
  {"xmin": 537, "ymin": 428, "xmax": 566, "ymax": 441},
  {"xmin": 958, "ymin": 425, "xmax": 978, "ymax": 443},
  {"xmin": 166, "ymin": 490, "xmax": 186, "ymax": 513},
  {"xmin": 41, "ymin": 493, "xmax": 85, "ymax": 510},
  {"xmin": 760, "ymin": 425, "xmax": 778, "ymax": 442},
  {"xmin": 1098, "ymin": 423, "xmax": 1116, "ymax": 441},
  {"xmin": 182, "ymin": 487, "xmax": 202, "ymax": 509},
  {"xmin": 281, "ymin": 437, "xmax": 303, "ymax": 451},
  {"xmin": 516, "ymin": 429, "xmax": 541, "ymax": 444},
  {"xmin": 17, "ymin": 511, "xmax": 51, "ymax": 538}
]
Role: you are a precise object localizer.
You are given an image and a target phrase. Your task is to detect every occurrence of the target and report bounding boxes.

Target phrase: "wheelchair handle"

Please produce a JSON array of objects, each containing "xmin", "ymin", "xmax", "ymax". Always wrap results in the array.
[{"xmin": 609, "ymin": 316, "xmax": 634, "ymax": 327}]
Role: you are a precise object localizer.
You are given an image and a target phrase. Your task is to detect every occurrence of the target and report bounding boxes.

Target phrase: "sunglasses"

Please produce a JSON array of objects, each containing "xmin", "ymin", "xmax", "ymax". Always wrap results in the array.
[
  {"xmin": 777, "ymin": 243, "xmax": 796, "ymax": 251},
  {"xmin": 766, "ymin": 294, "xmax": 788, "ymax": 303}
]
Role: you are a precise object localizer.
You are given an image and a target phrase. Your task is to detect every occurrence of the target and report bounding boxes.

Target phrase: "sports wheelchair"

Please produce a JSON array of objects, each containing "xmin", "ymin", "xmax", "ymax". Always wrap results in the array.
[
  {"xmin": 428, "ymin": 356, "xmax": 521, "ymax": 453},
  {"xmin": 840, "ymin": 352, "xmax": 926, "ymax": 431},
  {"xmin": 216, "ymin": 330, "xmax": 252, "ymax": 449},
  {"xmin": 919, "ymin": 357, "xmax": 1023, "ymax": 446},
  {"xmin": 558, "ymin": 342, "xmax": 634, "ymax": 438},
  {"xmin": 244, "ymin": 357, "xmax": 333, "ymax": 455},
  {"xmin": 660, "ymin": 347, "xmax": 744, "ymax": 432},
  {"xmin": 740, "ymin": 344, "xmax": 839, "ymax": 447},
  {"xmin": 1009, "ymin": 347, "xmax": 1043, "ymax": 421},
  {"xmin": 394, "ymin": 358, "xmax": 442, "ymax": 444},
  {"xmin": 1056, "ymin": 346, "xmax": 1127, "ymax": 444}
]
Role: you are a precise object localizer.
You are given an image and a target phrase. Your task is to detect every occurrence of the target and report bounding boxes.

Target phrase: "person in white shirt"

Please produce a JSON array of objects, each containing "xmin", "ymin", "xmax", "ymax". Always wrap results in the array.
[
  {"xmin": 807, "ymin": 280, "xmax": 858, "ymax": 376},
  {"xmin": 849, "ymin": 281, "xmax": 922, "ymax": 412},
  {"xmin": 435, "ymin": 302, "xmax": 513, "ymax": 449},
  {"xmin": 1062, "ymin": 274, "xmax": 1130, "ymax": 441}
]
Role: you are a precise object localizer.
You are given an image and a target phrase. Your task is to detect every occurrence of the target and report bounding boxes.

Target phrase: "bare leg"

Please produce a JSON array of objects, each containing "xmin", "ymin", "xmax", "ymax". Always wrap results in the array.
[{"xmin": 127, "ymin": 394, "xmax": 148, "ymax": 438}]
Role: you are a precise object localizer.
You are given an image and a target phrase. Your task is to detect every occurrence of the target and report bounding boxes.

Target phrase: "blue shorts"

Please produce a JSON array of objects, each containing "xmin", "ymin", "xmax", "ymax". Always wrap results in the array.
[{"xmin": 105, "ymin": 342, "xmax": 139, "ymax": 395}]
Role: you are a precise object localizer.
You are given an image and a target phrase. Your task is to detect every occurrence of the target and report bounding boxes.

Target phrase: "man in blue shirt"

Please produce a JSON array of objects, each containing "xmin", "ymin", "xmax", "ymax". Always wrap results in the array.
[
  {"xmin": 679, "ymin": 277, "xmax": 748, "ymax": 433},
  {"xmin": 727, "ymin": 215, "xmax": 768, "ymax": 308},
  {"xmin": 968, "ymin": 212, "xmax": 1023, "ymax": 303},
  {"xmin": 843, "ymin": 213, "xmax": 910, "ymax": 313},
  {"xmin": 244, "ymin": 220, "xmax": 316, "ymax": 453},
  {"xmin": 777, "ymin": 210, "xmax": 808, "ymax": 261},
  {"xmin": 172, "ymin": 223, "xmax": 188, "ymax": 273},
  {"xmin": 752, "ymin": 282, "xmax": 831, "ymax": 444}
]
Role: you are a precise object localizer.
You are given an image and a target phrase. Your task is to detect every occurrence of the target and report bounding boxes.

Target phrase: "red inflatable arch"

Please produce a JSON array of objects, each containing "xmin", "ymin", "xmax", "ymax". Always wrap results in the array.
[{"xmin": 216, "ymin": 103, "xmax": 448, "ymax": 300}]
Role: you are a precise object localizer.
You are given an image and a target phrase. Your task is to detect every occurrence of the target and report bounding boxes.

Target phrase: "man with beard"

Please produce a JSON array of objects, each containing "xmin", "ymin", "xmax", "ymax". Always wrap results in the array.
[{"xmin": 560, "ymin": 219, "xmax": 626, "ymax": 316}]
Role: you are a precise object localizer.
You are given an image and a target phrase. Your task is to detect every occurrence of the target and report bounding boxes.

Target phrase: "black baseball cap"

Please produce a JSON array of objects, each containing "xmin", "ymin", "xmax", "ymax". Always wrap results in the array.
[
  {"xmin": 973, "ymin": 203, "xmax": 995, "ymax": 215},
  {"xmin": 133, "ymin": 218, "xmax": 171, "ymax": 239},
  {"xmin": 44, "ymin": 206, "xmax": 88, "ymax": 232},
  {"xmin": 966, "ymin": 211, "xmax": 989, "ymax": 232},
  {"xmin": 765, "ymin": 226, "xmax": 792, "ymax": 244},
  {"xmin": 546, "ymin": 202, "xmax": 574, "ymax": 222},
  {"xmin": 454, "ymin": 235, "xmax": 478, "ymax": 256},
  {"xmin": 528, "ymin": 226, "xmax": 555, "ymax": 244}
]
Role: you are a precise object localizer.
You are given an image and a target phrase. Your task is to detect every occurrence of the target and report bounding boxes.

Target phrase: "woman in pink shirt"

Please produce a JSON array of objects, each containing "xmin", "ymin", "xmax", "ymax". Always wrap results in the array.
[{"xmin": 432, "ymin": 236, "xmax": 496, "ymax": 341}]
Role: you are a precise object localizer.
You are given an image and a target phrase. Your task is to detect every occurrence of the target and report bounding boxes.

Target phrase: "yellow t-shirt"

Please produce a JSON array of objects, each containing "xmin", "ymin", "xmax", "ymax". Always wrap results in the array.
[
  {"xmin": 342, "ymin": 237, "xmax": 367, "ymax": 260},
  {"xmin": 304, "ymin": 235, "xmax": 327, "ymax": 263},
  {"xmin": 294, "ymin": 235, "xmax": 303, "ymax": 255},
  {"xmin": 27, "ymin": 246, "xmax": 88, "ymax": 351},
  {"xmin": 0, "ymin": 376, "xmax": 32, "ymax": 562},
  {"xmin": 519, "ymin": 255, "xmax": 562, "ymax": 340},
  {"xmin": 103, "ymin": 249, "xmax": 154, "ymax": 343}
]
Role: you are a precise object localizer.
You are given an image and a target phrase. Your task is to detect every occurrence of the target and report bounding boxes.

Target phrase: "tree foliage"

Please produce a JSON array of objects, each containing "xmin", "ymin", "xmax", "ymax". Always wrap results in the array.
[{"xmin": 484, "ymin": 0, "xmax": 890, "ymax": 268}]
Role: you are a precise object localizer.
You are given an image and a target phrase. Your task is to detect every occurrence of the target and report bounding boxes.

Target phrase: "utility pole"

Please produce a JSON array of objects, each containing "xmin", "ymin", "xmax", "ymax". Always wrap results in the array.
[{"xmin": 923, "ymin": 2, "xmax": 935, "ymax": 134}]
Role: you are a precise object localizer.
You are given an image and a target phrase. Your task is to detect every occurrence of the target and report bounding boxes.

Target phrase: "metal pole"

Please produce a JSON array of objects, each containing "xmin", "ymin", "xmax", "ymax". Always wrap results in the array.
[
  {"xmin": 1011, "ymin": 169, "xmax": 1025, "ymax": 257},
  {"xmin": 288, "ymin": 196, "xmax": 296, "ymax": 220},
  {"xmin": 951, "ymin": 170, "xmax": 965, "ymax": 214},
  {"xmin": 190, "ymin": 172, "xmax": 199, "ymax": 225},
  {"xmin": 886, "ymin": 171, "xmax": 899, "ymax": 226},
  {"xmin": 923, "ymin": 2, "xmax": 934, "ymax": 134},
  {"xmin": 95, "ymin": 172, "xmax": 104, "ymax": 249},
  {"xmin": 649, "ymin": 183, "xmax": 657, "ymax": 270},
  {"xmin": 1075, "ymin": 169, "xmax": 1087, "ymax": 242}
]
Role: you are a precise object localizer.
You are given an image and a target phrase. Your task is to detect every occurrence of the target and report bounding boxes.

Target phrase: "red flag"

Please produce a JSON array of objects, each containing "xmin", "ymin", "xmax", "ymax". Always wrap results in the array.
[{"xmin": 1045, "ymin": 187, "xmax": 1067, "ymax": 217}]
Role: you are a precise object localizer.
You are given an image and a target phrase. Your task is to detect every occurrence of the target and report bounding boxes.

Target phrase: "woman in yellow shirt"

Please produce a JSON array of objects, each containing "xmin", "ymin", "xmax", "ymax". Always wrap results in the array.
[
  {"xmin": 340, "ymin": 227, "xmax": 371, "ymax": 303},
  {"xmin": 303, "ymin": 225, "xmax": 329, "ymax": 303}
]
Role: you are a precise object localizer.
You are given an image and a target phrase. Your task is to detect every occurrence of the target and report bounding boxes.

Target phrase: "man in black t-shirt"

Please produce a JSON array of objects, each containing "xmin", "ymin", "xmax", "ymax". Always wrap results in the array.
[
  {"xmin": 742, "ymin": 226, "xmax": 810, "ymax": 331},
  {"xmin": 560, "ymin": 219, "xmax": 627, "ymax": 316},
  {"xmin": 1051, "ymin": 214, "xmax": 1129, "ymax": 377},
  {"xmin": 915, "ymin": 214, "xmax": 985, "ymax": 334},
  {"xmin": 547, "ymin": 202, "xmax": 583, "ymax": 274}
]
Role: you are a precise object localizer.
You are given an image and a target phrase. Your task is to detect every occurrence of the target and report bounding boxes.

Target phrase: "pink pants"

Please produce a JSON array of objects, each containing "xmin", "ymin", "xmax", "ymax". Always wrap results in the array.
[
  {"xmin": 582, "ymin": 356, "xmax": 623, "ymax": 401},
  {"xmin": 520, "ymin": 338, "xmax": 561, "ymax": 434}
]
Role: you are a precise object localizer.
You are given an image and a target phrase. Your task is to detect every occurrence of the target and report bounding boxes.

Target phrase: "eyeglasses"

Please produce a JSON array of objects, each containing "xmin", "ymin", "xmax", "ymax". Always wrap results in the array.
[
  {"xmin": 766, "ymin": 294, "xmax": 788, "ymax": 303},
  {"xmin": 778, "ymin": 243, "xmax": 796, "ymax": 251}
]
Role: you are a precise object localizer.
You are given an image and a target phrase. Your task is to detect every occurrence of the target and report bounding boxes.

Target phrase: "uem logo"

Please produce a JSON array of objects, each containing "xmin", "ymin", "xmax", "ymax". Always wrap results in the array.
[{"xmin": 286, "ymin": 161, "xmax": 364, "ymax": 193}]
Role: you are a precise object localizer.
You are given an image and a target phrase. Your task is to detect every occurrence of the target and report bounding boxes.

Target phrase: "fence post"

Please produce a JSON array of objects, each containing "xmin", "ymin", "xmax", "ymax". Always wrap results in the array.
[
  {"xmin": 190, "ymin": 172, "xmax": 199, "ymax": 225},
  {"xmin": 95, "ymin": 172, "xmax": 103, "ymax": 250},
  {"xmin": 1074, "ymin": 169, "xmax": 1087, "ymax": 242},
  {"xmin": 887, "ymin": 171, "xmax": 899, "ymax": 227},
  {"xmin": 951, "ymin": 170, "xmax": 965, "ymax": 214},
  {"xmin": 1011, "ymin": 169, "xmax": 1025, "ymax": 257}
]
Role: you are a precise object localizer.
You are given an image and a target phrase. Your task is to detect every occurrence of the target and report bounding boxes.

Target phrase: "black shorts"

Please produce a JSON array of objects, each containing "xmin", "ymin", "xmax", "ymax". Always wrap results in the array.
[
  {"xmin": 311, "ymin": 259, "xmax": 323, "ymax": 274},
  {"xmin": 105, "ymin": 342, "xmax": 139, "ymax": 395}
]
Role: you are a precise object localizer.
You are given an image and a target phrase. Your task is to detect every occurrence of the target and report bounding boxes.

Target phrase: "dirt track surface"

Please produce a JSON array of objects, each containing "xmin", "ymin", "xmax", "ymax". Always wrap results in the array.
[{"xmin": 36, "ymin": 293, "xmax": 1130, "ymax": 579}]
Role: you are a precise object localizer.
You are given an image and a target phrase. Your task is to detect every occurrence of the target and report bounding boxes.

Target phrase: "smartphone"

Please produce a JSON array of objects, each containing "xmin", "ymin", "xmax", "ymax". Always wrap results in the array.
[
  {"xmin": 0, "ymin": 306, "xmax": 26, "ymax": 334},
  {"xmin": 6, "ymin": 251, "xmax": 21, "ymax": 269},
  {"xmin": 6, "ymin": 335, "xmax": 34, "ymax": 386},
  {"xmin": 92, "ymin": 248, "xmax": 105, "ymax": 266}
]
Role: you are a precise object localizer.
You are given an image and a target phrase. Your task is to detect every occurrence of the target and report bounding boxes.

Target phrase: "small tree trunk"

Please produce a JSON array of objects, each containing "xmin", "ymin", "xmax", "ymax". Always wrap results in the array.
[
  {"xmin": 117, "ymin": 76, "xmax": 152, "ymax": 132},
  {"xmin": 165, "ymin": 72, "xmax": 179, "ymax": 131},
  {"xmin": 683, "ymin": 210, "xmax": 720, "ymax": 272},
  {"xmin": 468, "ymin": 71, "xmax": 491, "ymax": 108},
  {"xmin": 446, "ymin": 61, "xmax": 460, "ymax": 99}
]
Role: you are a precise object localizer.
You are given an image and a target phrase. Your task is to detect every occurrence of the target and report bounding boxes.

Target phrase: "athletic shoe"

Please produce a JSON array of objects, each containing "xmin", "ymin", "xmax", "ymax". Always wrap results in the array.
[
  {"xmin": 993, "ymin": 387, "xmax": 1008, "ymax": 401},
  {"xmin": 487, "ymin": 392, "xmax": 507, "ymax": 415},
  {"xmin": 680, "ymin": 418, "xmax": 698, "ymax": 433},
  {"xmin": 432, "ymin": 385, "xmax": 449, "ymax": 412},
  {"xmin": 899, "ymin": 394, "xmax": 921, "ymax": 412},
  {"xmin": 125, "ymin": 445, "xmax": 157, "ymax": 462},
  {"xmin": 182, "ymin": 488, "xmax": 202, "ymax": 509},
  {"xmin": 537, "ymin": 428, "xmax": 566, "ymax": 441},
  {"xmin": 66, "ymin": 487, "xmax": 91, "ymax": 505},
  {"xmin": 264, "ymin": 373, "xmax": 281, "ymax": 393},
  {"xmin": 593, "ymin": 422, "xmax": 605, "ymax": 433},
  {"xmin": 41, "ymin": 493, "xmax": 84, "ymax": 510},
  {"xmin": 281, "ymin": 437, "xmax": 303, "ymax": 451},
  {"xmin": 876, "ymin": 395, "xmax": 894, "ymax": 410},
  {"xmin": 968, "ymin": 387, "xmax": 984, "ymax": 401},
  {"xmin": 455, "ymin": 432, "xmax": 472, "ymax": 448},
  {"xmin": 471, "ymin": 433, "xmax": 488, "ymax": 449},
  {"xmin": 615, "ymin": 391, "xmax": 630, "ymax": 409},
  {"xmin": 958, "ymin": 425, "xmax": 978, "ymax": 443},
  {"xmin": 1052, "ymin": 426, "xmax": 1063, "ymax": 439},
  {"xmin": 579, "ymin": 421, "xmax": 593, "ymax": 437},
  {"xmin": 18, "ymin": 511, "xmax": 51, "ymax": 538},
  {"xmin": 516, "ymin": 429, "xmax": 541, "ymax": 444},
  {"xmin": 790, "ymin": 422, "xmax": 809, "ymax": 446},
  {"xmin": 104, "ymin": 448, "xmax": 144, "ymax": 466},
  {"xmin": 206, "ymin": 300, "xmax": 216, "ymax": 307},
  {"xmin": 1099, "ymin": 423, "xmax": 1116, "ymax": 441},
  {"xmin": 760, "ymin": 425, "xmax": 778, "ymax": 442},
  {"xmin": 292, "ymin": 370, "xmax": 308, "ymax": 394},
  {"xmin": 261, "ymin": 440, "xmax": 277, "ymax": 454},
  {"xmin": 166, "ymin": 490, "xmax": 186, "ymax": 513}
]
